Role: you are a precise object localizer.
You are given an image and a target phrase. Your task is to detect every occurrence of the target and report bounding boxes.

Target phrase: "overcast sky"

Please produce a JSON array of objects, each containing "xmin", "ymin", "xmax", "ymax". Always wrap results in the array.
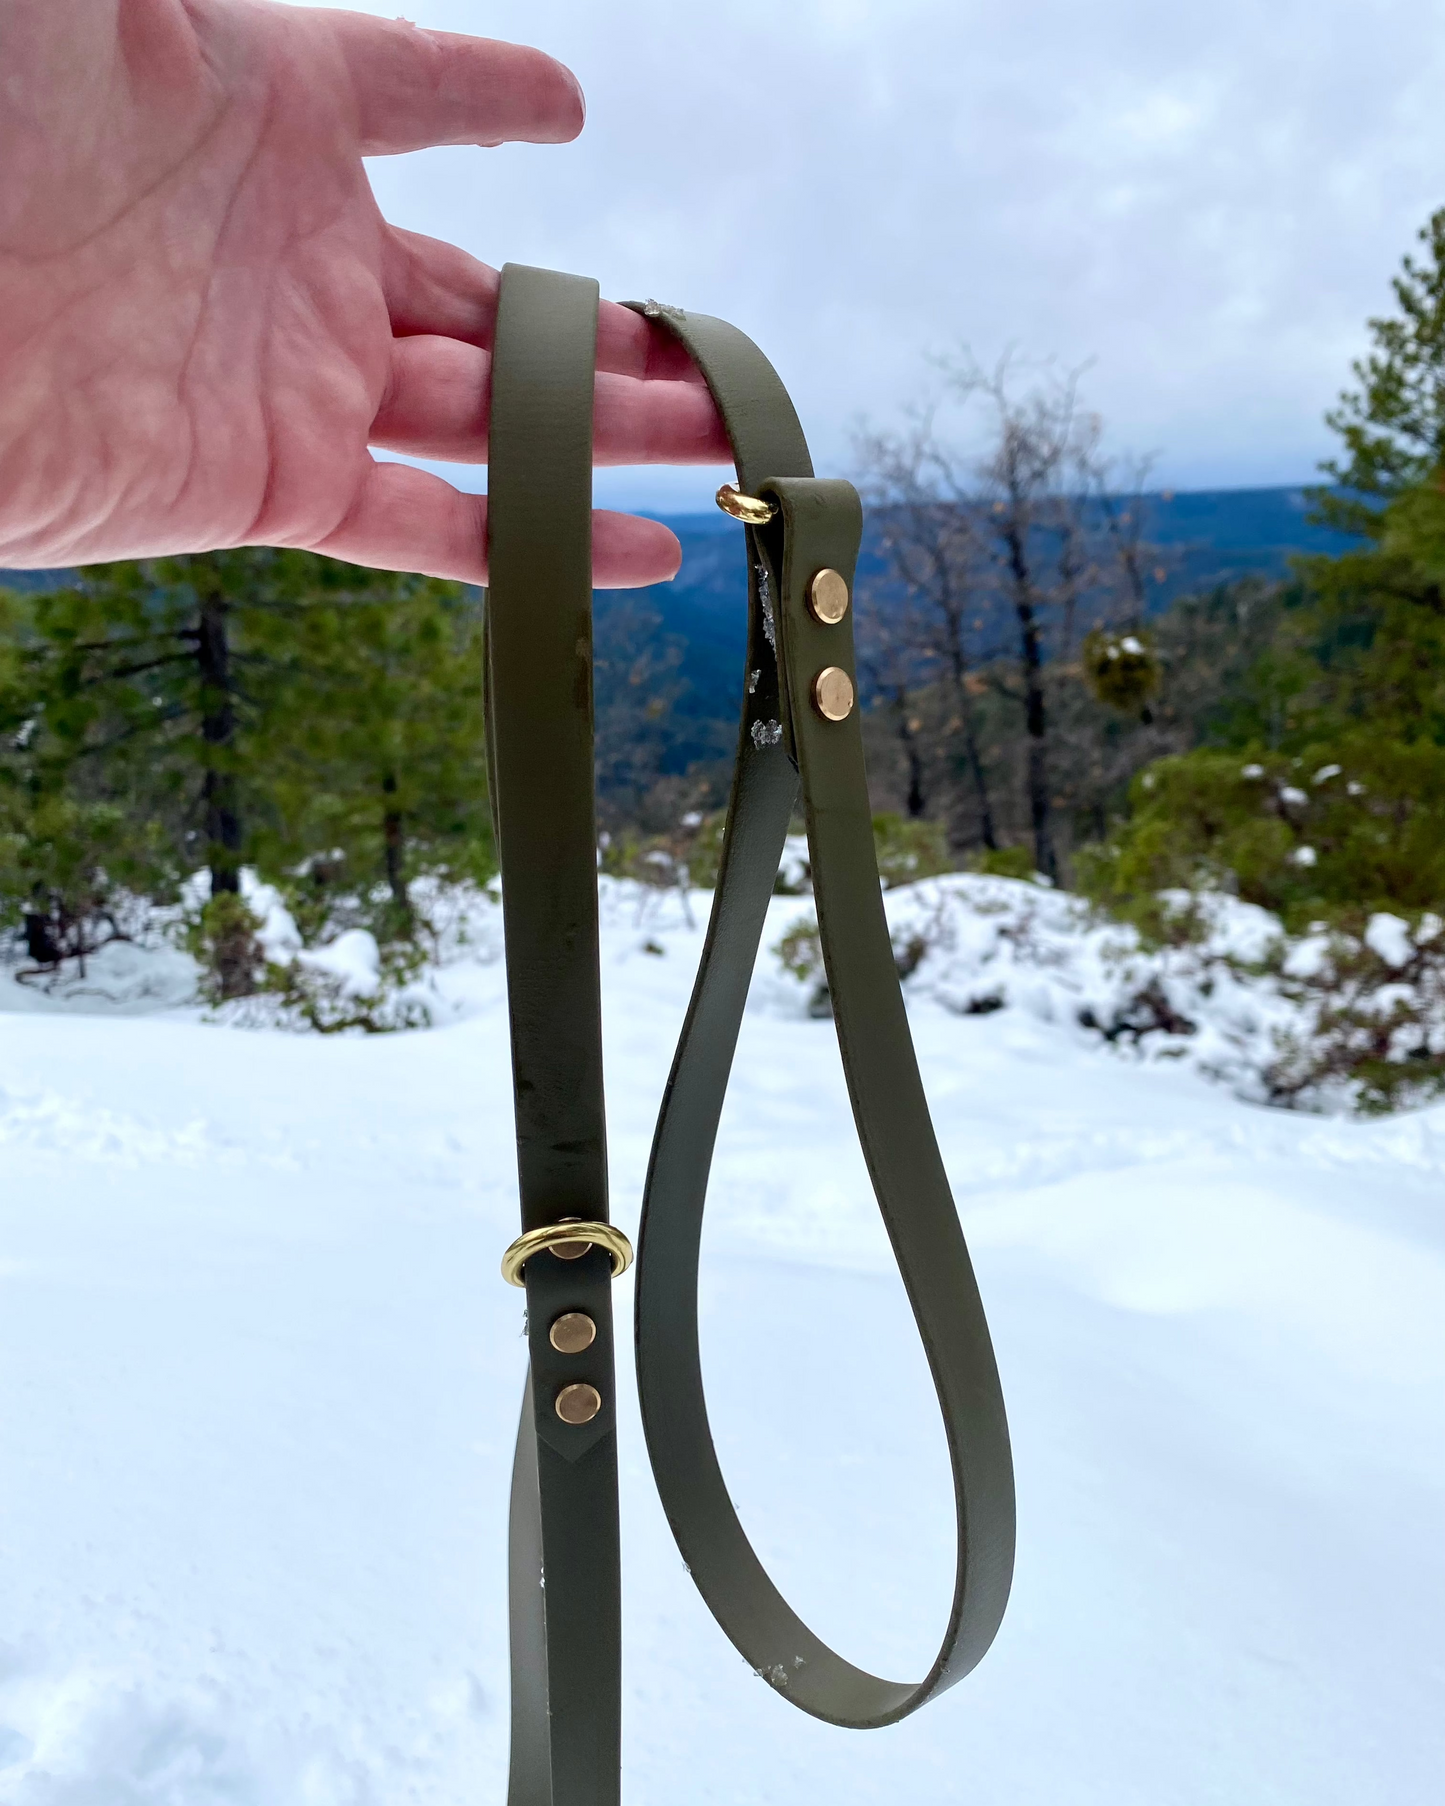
[{"xmin": 318, "ymin": 0, "xmax": 1445, "ymax": 509}]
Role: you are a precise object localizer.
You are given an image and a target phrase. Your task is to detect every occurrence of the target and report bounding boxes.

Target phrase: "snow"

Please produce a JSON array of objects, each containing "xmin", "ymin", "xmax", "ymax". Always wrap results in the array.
[
  {"xmin": 1282, "ymin": 931, "xmax": 1334, "ymax": 979},
  {"xmin": 1, "ymin": 879, "xmax": 1442, "ymax": 1805},
  {"xmin": 1365, "ymin": 911, "xmax": 1415, "ymax": 969},
  {"xmin": 297, "ymin": 927, "xmax": 383, "ymax": 995}
]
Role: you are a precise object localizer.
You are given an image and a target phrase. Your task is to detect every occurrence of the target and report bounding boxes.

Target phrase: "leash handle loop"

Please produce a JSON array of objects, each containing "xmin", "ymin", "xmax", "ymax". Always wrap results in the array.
[{"xmin": 627, "ymin": 305, "xmax": 1017, "ymax": 1728}]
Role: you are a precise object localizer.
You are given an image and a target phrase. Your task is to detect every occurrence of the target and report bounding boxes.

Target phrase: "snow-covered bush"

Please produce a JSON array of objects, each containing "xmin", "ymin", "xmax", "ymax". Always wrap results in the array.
[
  {"xmin": 771, "ymin": 873, "xmax": 1445, "ymax": 1114},
  {"xmin": 177, "ymin": 870, "xmax": 435, "ymax": 1032},
  {"xmin": 1251, "ymin": 911, "xmax": 1445, "ymax": 1111}
]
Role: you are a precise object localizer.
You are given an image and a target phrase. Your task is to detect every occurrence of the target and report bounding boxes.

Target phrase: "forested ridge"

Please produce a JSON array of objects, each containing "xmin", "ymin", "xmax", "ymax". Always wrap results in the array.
[{"xmin": 5, "ymin": 210, "xmax": 1445, "ymax": 1106}]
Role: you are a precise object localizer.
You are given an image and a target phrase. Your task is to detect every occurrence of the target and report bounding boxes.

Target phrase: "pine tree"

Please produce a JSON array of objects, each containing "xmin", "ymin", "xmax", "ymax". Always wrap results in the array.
[
  {"xmin": 250, "ymin": 560, "xmax": 494, "ymax": 944},
  {"xmin": 21, "ymin": 551, "xmax": 296, "ymax": 890},
  {"xmin": 1293, "ymin": 206, "xmax": 1445, "ymax": 740},
  {"xmin": 0, "ymin": 580, "xmax": 171, "ymax": 967},
  {"xmin": 1319, "ymin": 206, "xmax": 1445, "ymax": 530},
  {"xmin": 2, "ymin": 550, "xmax": 494, "ymax": 991}
]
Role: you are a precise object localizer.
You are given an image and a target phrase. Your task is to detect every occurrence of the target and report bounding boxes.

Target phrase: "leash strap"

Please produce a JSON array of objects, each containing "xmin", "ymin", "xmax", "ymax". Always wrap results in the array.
[
  {"xmin": 626, "ymin": 302, "xmax": 1016, "ymax": 1726},
  {"xmin": 487, "ymin": 266, "xmax": 1014, "ymax": 1803},
  {"xmin": 486, "ymin": 264, "xmax": 622, "ymax": 1806}
]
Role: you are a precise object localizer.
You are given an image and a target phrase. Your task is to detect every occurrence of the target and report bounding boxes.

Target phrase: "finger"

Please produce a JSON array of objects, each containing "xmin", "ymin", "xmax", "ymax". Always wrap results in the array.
[
  {"xmin": 382, "ymin": 228, "xmax": 710, "ymax": 382},
  {"xmin": 307, "ymin": 461, "xmax": 683, "ymax": 588},
  {"xmin": 370, "ymin": 336, "xmax": 732, "ymax": 465},
  {"xmin": 595, "ymin": 303, "xmax": 709, "ymax": 383},
  {"xmin": 314, "ymin": 12, "xmax": 585, "ymax": 154},
  {"xmin": 382, "ymin": 229, "xmax": 499, "ymax": 346},
  {"xmin": 594, "ymin": 367, "xmax": 731, "ymax": 462}
]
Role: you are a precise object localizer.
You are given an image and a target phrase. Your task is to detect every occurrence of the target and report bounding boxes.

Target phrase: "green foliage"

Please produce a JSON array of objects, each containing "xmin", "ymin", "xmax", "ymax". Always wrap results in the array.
[
  {"xmin": 771, "ymin": 915, "xmax": 833, "ymax": 1018},
  {"xmin": 774, "ymin": 916, "xmax": 823, "ymax": 985},
  {"xmin": 1379, "ymin": 465, "xmax": 1445, "ymax": 585},
  {"xmin": 183, "ymin": 892, "xmax": 267, "ymax": 1003},
  {"xmin": 21, "ymin": 551, "xmax": 293, "ymax": 895},
  {"xmin": 261, "ymin": 945, "xmax": 431, "ymax": 1035},
  {"xmin": 597, "ymin": 815, "xmax": 706, "ymax": 896},
  {"xmin": 1076, "ymin": 739, "xmax": 1445, "ymax": 938},
  {"xmin": 1066, "ymin": 212, "xmax": 1445, "ymax": 1111},
  {"xmin": 870, "ymin": 812, "xmax": 954, "ymax": 887},
  {"xmin": 968, "ymin": 844, "xmax": 1036, "ymax": 881},
  {"xmin": 252, "ymin": 562, "xmax": 495, "ymax": 944},
  {"xmin": 1080, "ymin": 626, "xmax": 1162, "ymax": 714},
  {"xmin": 771, "ymin": 889, "xmax": 953, "ymax": 1018},
  {"xmin": 0, "ymin": 582, "xmax": 171, "ymax": 958},
  {"xmin": 1275, "ymin": 214, "xmax": 1445, "ymax": 775},
  {"xmin": 0, "ymin": 792, "xmax": 154, "ymax": 965},
  {"xmin": 683, "ymin": 812, "xmax": 727, "ymax": 891},
  {"xmin": 598, "ymin": 810, "xmax": 955, "ymax": 897},
  {"xmin": 1284, "ymin": 497, "xmax": 1445, "ymax": 749}
]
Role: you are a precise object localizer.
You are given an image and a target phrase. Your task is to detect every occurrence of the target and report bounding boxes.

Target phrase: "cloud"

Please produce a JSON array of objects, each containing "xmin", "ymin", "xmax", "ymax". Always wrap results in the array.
[{"xmin": 310, "ymin": 0, "xmax": 1445, "ymax": 504}]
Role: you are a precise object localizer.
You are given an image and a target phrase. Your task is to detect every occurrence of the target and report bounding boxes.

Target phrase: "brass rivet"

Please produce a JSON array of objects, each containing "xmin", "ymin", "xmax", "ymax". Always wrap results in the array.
[
  {"xmin": 808, "ymin": 569, "xmax": 850, "ymax": 624},
  {"xmin": 556, "ymin": 1382, "xmax": 602, "ymax": 1425},
  {"xmin": 549, "ymin": 1312, "xmax": 597, "ymax": 1354},
  {"xmin": 812, "ymin": 666, "xmax": 855, "ymax": 722}
]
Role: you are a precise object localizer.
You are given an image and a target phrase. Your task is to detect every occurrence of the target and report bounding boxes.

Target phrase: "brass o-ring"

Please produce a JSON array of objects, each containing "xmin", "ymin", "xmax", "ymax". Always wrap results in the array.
[{"xmin": 501, "ymin": 1220, "xmax": 635, "ymax": 1287}]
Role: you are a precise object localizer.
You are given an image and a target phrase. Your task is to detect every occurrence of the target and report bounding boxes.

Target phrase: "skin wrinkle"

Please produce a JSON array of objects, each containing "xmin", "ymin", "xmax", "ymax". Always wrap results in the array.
[
  {"xmin": 177, "ymin": 28, "xmax": 381, "ymax": 546},
  {"xmin": 9, "ymin": 330, "xmax": 144, "ymax": 541},
  {"xmin": 170, "ymin": 106, "xmax": 268, "ymax": 535},
  {"xmin": 347, "ymin": 22, "xmax": 455, "ymax": 151},
  {"xmin": 382, "ymin": 229, "xmax": 501, "ymax": 346},
  {"xmin": 3, "ymin": 3, "xmax": 222, "ymax": 262},
  {"xmin": 336, "ymin": 17, "xmax": 584, "ymax": 155},
  {"xmin": 0, "ymin": 99, "xmax": 226, "ymax": 272},
  {"xmin": 227, "ymin": 120, "xmax": 370, "ymax": 548},
  {"xmin": 254, "ymin": 262, "xmax": 383, "ymax": 547}
]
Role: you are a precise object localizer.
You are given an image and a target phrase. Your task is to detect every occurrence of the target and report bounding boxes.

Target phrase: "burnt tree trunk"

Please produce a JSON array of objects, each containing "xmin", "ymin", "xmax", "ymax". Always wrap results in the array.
[
  {"xmin": 381, "ymin": 770, "xmax": 413, "ymax": 932},
  {"xmin": 949, "ymin": 683, "xmax": 997, "ymax": 853},
  {"xmin": 883, "ymin": 683, "xmax": 928, "ymax": 819},
  {"xmin": 1005, "ymin": 527, "xmax": 1058, "ymax": 882},
  {"xmin": 939, "ymin": 593, "xmax": 997, "ymax": 852},
  {"xmin": 196, "ymin": 572, "xmax": 242, "ymax": 897}
]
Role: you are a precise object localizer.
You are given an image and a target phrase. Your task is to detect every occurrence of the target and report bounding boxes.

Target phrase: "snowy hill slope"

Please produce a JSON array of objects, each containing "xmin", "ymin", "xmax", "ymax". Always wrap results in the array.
[{"xmin": 0, "ymin": 882, "xmax": 1441, "ymax": 1804}]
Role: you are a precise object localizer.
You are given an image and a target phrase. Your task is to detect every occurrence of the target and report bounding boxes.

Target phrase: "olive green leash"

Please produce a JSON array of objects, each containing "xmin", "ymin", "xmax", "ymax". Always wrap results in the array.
[{"xmin": 486, "ymin": 264, "xmax": 1015, "ymax": 1804}]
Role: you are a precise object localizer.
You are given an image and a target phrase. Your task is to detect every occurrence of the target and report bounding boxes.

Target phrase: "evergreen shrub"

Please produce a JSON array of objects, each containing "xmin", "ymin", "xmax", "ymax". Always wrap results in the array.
[{"xmin": 1075, "ymin": 738, "xmax": 1445, "ymax": 941}]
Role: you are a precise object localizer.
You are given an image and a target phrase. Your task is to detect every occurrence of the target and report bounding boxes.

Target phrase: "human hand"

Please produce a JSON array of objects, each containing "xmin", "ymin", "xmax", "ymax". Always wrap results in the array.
[{"xmin": 0, "ymin": 0, "xmax": 730, "ymax": 585}]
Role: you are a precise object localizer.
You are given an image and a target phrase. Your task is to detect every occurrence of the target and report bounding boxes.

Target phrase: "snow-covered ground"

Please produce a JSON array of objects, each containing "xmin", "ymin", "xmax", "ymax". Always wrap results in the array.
[{"xmin": 1, "ymin": 880, "xmax": 1441, "ymax": 1804}]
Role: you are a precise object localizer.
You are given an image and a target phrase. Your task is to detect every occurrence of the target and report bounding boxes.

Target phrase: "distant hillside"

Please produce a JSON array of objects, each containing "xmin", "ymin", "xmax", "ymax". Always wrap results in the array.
[
  {"xmin": 1140, "ymin": 485, "xmax": 1358, "ymax": 591},
  {"xmin": 0, "ymin": 566, "xmax": 70, "ymax": 593},
  {"xmin": 596, "ymin": 485, "xmax": 1359, "ymax": 782},
  {"xmin": 4, "ymin": 487, "xmax": 1360, "ymax": 806}
]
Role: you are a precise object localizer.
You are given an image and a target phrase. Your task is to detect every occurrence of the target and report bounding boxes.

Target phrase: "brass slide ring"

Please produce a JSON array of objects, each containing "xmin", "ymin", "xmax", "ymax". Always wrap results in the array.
[{"xmin": 501, "ymin": 1220, "xmax": 635, "ymax": 1288}]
